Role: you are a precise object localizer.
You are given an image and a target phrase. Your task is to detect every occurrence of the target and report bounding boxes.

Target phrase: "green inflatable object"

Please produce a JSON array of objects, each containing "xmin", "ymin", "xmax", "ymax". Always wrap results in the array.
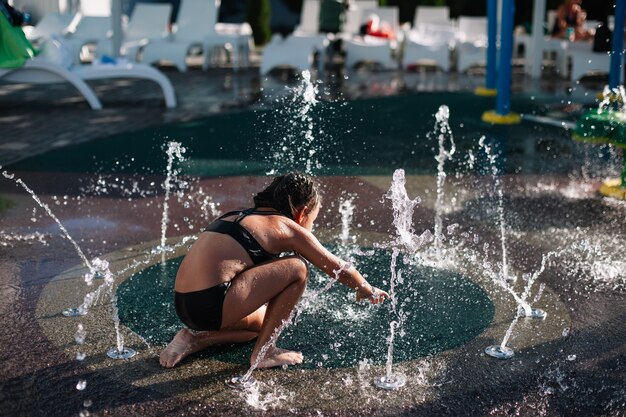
[
  {"xmin": 573, "ymin": 110, "xmax": 626, "ymax": 149},
  {"xmin": 573, "ymin": 109, "xmax": 626, "ymax": 187},
  {"xmin": 0, "ymin": 9, "xmax": 36, "ymax": 68}
]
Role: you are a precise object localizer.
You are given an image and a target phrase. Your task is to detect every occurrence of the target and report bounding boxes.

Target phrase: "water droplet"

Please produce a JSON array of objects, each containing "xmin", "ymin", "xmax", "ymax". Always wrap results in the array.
[
  {"xmin": 566, "ymin": 354, "xmax": 576, "ymax": 361},
  {"xmin": 76, "ymin": 380, "xmax": 87, "ymax": 391},
  {"xmin": 76, "ymin": 352, "xmax": 86, "ymax": 361}
]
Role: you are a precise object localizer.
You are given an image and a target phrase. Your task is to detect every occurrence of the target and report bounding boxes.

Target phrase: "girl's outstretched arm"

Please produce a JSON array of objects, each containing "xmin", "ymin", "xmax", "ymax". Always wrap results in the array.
[{"xmin": 285, "ymin": 223, "xmax": 389, "ymax": 304}]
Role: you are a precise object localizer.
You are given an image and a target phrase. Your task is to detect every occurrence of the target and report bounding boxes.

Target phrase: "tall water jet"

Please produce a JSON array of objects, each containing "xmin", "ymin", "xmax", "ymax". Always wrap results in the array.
[
  {"xmin": 432, "ymin": 105, "xmax": 456, "ymax": 257},
  {"xmin": 0, "ymin": 168, "xmax": 135, "ymax": 363},
  {"xmin": 484, "ymin": 249, "xmax": 563, "ymax": 360},
  {"xmin": 158, "ymin": 142, "xmax": 186, "ymax": 254},
  {"xmin": 375, "ymin": 169, "xmax": 431, "ymax": 389},
  {"xmin": 266, "ymin": 70, "xmax": 320, "ymax": 175},
  {"xmin": 479, "ymin": 136, "xmax": 514, "ymax": 283}
]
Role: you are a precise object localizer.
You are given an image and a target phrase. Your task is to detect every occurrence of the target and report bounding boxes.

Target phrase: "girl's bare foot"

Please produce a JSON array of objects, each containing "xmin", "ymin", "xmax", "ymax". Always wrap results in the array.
[
  {"xmin": 160, "ymin": 328, "xmax": 258, "ymax": 368},
  {"xmin": 253, "ymin": 347, "xmax": 303, "ymax": 369},
  {"xmin": 159, "ymin": 328, "xmax": 196, "ymax": 368}
]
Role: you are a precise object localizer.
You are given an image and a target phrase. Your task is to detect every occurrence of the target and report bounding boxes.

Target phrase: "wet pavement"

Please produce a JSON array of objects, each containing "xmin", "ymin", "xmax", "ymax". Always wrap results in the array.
[{"xmin": 0, "ymin": 60, "xmax": 624, "ymax": 417}]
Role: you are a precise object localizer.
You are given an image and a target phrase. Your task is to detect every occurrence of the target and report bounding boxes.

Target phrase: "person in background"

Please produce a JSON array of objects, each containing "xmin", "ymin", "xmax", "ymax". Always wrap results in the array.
[{"xmin": 551, "ymin": 0, "xmax": 594, "ymax": 41}]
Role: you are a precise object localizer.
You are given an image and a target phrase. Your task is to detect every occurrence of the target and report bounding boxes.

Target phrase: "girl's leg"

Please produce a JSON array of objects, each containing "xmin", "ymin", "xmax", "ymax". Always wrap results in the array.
[
  {"xmin": 159, "ymin": 306, "xmax": 265, "ymax": 368},
  {"xmin": 221, "ymin": 255, "xmax": 309, "ymax": 368},
  {"xmin": 161, "ymin": 255, "xmax": 308, "ymax": 369}
]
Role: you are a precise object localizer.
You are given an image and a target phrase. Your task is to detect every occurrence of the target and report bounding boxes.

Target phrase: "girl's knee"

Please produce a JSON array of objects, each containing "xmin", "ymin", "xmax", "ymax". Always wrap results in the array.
[{"xmin": 288, "ymin": 255, "xmax": 309, "ymax": 283}]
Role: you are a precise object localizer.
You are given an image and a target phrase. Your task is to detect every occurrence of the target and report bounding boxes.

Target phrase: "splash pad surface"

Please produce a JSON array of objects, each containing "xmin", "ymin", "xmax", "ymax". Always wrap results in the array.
[{"xmin": 29, "ymin": 172, "xmax": 588, "ymax": 414}]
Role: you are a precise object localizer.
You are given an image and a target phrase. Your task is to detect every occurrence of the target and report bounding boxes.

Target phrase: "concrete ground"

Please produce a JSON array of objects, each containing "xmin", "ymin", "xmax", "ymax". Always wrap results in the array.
[{"xmin": 0, "ymin": 60, "xmax": 624, "ymax": 417}]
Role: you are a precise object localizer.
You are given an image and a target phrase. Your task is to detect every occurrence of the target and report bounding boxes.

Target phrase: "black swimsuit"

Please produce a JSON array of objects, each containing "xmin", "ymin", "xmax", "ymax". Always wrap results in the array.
[{"xmin": 174, "ymin": 208, "xmax": 288, "ymax": 331}]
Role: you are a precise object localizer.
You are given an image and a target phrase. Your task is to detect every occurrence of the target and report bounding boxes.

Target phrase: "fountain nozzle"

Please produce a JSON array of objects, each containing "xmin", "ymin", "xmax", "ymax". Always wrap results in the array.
[
  {"xmin": 374, "ymin": 374, "xmax": 407, "ymax": 390},
  {"xmin": 106, "ymin": 347, "xmax": 136, "ymax": 360},
  {"xmin": 225, "ymin": 375, "xmax": 258, "ymax": 390}
]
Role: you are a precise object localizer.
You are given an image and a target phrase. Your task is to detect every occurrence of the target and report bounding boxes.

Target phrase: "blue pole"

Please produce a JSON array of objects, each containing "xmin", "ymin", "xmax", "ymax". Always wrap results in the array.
[
  {"xmin": 486, "ymin": 0, "xmax": 498, "ymax": 90},
  {"xmin": 609, "ymin": 0, "xmax": 626, "ymax": 88},
  {"xmin": 496, "ymin": 0, "xmax": 515, "ymax": 115}
]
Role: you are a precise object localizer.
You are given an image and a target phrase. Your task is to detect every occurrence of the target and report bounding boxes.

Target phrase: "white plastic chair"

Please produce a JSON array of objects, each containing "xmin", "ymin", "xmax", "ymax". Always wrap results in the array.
[
  {"xmin": 568, "ymin": 41, "xmax": 616, "ymax": 81},
  {"xmin": 414, "ymin": 6, "xmax": 450, "ymax": 28},
  {"xmin": 456, "ymin": 16, "xmax": 487, "ymax": 72},
  {"xmin": 0, "ymin": 49, "xmax": 176, "ymax": 110},
  {"xmin": 404, "ymin": 6, "xmax": 454, "ymax": 71},
  {"xmin": 260, "ymin": 0, "xmax": 328, "ymax": 75},
  {"xmin": 141, "ymin": 0, "xmax": 249, "ymax": 72},
  {"xmin": 294, "ymin": 0, "xmax": 320, "ymax": 35},
  {"xmin": 260, "ymin": 33, "xmax": 328, "ymax": 75},
  {"xmin": 404, "ymin": 22, "xmax": 456, "ymax": 71},
  {"xmin": 206, "ymin": 0, "xmax": 253, "ymax": 70},
  {"xmin": 114, "ymin": 3, "xmax": 172, "ymax": 61},
  {"xmin": 63, "ymin": 14, "xmax": 112, "ymax": 64},
  {"xmin": 344, "ymin": 7, "xmax": 400, "ymax": 70},
  {"xmin": 79, "ymin": 0, "xmax": 112, "ymax": 17},
  {"xmin": 24, "ymin": 12, "xmax": 74, "ymax": 43}
]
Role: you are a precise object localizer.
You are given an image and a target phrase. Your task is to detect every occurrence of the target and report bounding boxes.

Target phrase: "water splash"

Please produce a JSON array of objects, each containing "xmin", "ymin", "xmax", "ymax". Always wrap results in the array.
[
  {"xmin": 266, "ymin": 70, "xmax": 321, "ymax": 175},
  {"xmin": 338, "ymin": 194, "xmax": 355, "ymax": 248},
  {"xmin": 432, "ymin": 105, "xmax": 456, "ymax": 256},
  {"xmin": 385, "ymin": 169, "xmax": 433, "ymax": 253},
  {"xmin": 0, "ymin": 231, "xmax": 48, "ymax": 247},
  {"xmin": 598, "ymin": 85, "xmax": 626, "ymax": 114}
]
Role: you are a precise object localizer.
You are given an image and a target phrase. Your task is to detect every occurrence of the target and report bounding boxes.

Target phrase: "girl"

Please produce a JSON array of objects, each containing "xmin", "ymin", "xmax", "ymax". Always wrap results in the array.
[{"xmin": 160, "ymin": 173, "xmax": 389, "ymax": 369}]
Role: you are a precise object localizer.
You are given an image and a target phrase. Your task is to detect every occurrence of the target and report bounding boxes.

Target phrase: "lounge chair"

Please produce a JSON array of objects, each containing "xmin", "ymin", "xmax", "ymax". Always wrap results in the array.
[
  {"xmin": 455, "ymin": 16, "xmax": 487, "ymax": 72},
  {"xmin": 569, "ymin": 44, "xmax": 617, "ymax": 81},
  {"xmin": 260, "ymin": 0, "xmax": 328, "ymax": 75},
  {"xmin": 414, "ymin": 5, "xmax": 451, "ymax": 27},
  {"xmin": 343, "ymin": 7, "xmax": 400, "ymax": 70},
  {"xmin": 0, "ymin": 46, "xmax": 176, "ymax": 110},
  {"xmin": 141, "ymin": 0, "xmax": 251, "ymax": 72},
  {"xmin": 96, "ymin": 3, "xmax": 172, "ymax": 61},
  {"xmin": 23, "ymin": 12, "xmax": 73, "ymax": 44},
  {"xmin": 404, "ymin": 6, "xmax": 455, "ymax": 71},
  {"xmin": 260, "ymin": 33, "xmax": 328, "ymax": 75},
  {"xmin": 63, "ymin": 14, "xmax": 112, "ymax": 64}
]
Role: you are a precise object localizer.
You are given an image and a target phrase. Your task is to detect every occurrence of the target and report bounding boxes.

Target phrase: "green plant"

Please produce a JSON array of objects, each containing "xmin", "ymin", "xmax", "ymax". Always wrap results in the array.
[{"xmin": 246, "ymin": 0, "xmax": 271, "ymax": 46}]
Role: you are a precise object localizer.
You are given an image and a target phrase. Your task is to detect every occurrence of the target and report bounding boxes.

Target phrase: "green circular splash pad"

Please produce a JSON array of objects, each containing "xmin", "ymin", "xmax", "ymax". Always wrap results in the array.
[{"xmin": 118, "ymin": 247, "xmax": 494, "ymax": 369}]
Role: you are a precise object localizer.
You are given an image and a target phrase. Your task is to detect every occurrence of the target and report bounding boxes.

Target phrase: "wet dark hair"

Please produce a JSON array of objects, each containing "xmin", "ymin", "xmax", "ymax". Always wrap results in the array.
[{"xmin": 253, "ymin": 173, "xmax": 321, "ymax": 219}]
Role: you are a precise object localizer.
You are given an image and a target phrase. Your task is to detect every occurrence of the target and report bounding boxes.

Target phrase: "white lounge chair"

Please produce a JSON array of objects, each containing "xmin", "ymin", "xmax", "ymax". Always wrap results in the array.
[
  {"xmin": 63, "ymin": 14, "xmax": 112, "ymax": 64},
  {"xmin": 260, "ymin": 0, "xmax": 328, "ymax": 75},
  {"xmin": 294, "ymin": 0, "xmax": 320, "ymax": 35},
  {"xmin": 141, "ymin": 0, "xmax": 251, "ymax": 72},
  {"xmin": 568, "ymin": 42, "xmax": 619, "ymax": 81},
  {"xmin": 414, "ymin": 5, "xmax": 451, "ymax": 28},
  {"xmin": 79, "ymin": 0, "xmax": 112, "ymax": 17},
  {"xmin": 344, "ymin": 7, "xmax": 400, "ymax": 70},
  {"xmin": 98, "ymin": 3, "xmax": 172, "ymax": 61},
  {"xmin": 205, "ymin": 0, "xmax": 253, "ymax": 70},
  {"xmin": 404, "ymin": 6, "xmax": 455, "ymax": 71},
  {"xmin": 404, "ymin": 23, "xmax": 455, "ymax": 71},
  {"xmin": 23, "ymin": 12, "xmax": 73, "ymax": 44},
  {"xmin": 456, "ymin": 16, "xmax": 487, "ymax": 72},
  {"xmin": 260, "ymin": 33, "xmax": 328, "ymax": 75},
  {"xmin": 0, "ymin": 55, "xmax": 176, "ymax": 109}
]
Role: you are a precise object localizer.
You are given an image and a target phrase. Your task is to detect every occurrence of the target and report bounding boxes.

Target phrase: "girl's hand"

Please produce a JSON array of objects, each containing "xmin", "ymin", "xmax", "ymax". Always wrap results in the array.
[{"xmin": 356, "ymin": 286, "xmax": 390, "ymax": 304}]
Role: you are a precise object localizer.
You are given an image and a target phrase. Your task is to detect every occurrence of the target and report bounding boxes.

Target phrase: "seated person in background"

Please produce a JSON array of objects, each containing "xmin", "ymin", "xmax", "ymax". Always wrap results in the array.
[
  {"xmin": 551, "ymin": 0, "xmax": 594, "ymax": 41},
  {"xmin": 360, "ymin": 14, "xmax": 395, "ymax": 40}
]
